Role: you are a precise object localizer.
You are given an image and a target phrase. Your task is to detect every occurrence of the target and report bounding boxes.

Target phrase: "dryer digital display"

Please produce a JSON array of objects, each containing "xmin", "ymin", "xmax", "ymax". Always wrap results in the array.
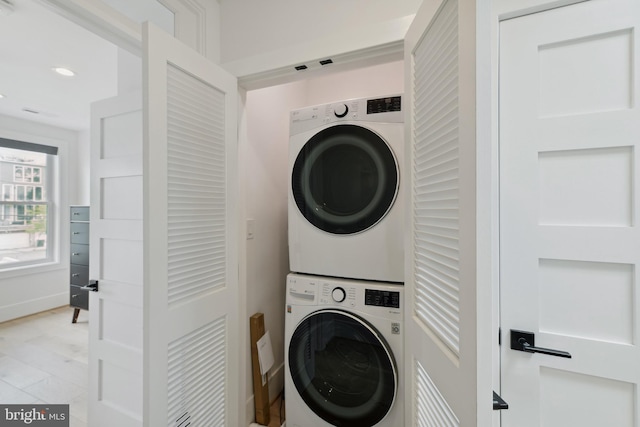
[{"xmin": 366, "ymin": 96, "xmax": 402, "ymax": 114}]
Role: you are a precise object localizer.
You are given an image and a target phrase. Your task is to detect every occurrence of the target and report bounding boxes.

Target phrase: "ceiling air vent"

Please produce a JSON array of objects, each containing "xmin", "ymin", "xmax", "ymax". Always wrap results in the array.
[
  {"xmin": 319, "ymin": 59, "xmax": 333, "ymax": 66},
  {"xmin": 294, "ymin": 65, "xmax": 308, "ymax": 71}
]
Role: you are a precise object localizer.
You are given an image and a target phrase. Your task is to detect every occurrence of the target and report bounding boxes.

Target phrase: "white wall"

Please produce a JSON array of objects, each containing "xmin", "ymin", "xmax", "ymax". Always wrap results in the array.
[
  {"xmin": 242, "ymin": 59, "xmax": 404, "ymax": 423},
  {"xmin": 244, "ymin": 80, "xmax": 308, "ymax": 420},
  {"xmin": 0, "ymin": 115, "xmax": 79, "ymax": 322},
  {"xmin": 220, "ymin": 0, "xmax": 420, "ymax": 64},
  {"xmin": 76, "ymin": 130, "xmax": 91, "ymax": 205},
  {"xmin": 220, "ymin": 0, "xmax": 420, "ymax": 77},
  {"xmin": 305, "ymin": 61, "xmax": 404, "ymax": 104}
]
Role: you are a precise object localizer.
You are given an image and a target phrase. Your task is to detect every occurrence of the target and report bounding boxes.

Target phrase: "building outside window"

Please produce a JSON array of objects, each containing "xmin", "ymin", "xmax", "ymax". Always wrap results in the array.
[{"xmin": 0, "ymin": 141, "xmax": 56, "ymax": 268}]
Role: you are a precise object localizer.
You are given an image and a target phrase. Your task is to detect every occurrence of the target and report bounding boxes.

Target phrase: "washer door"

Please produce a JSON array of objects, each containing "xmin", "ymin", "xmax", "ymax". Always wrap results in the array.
[
  {"xmin": 288, "ymin": 309, "xmax": 397, "ymax": 427},
  {"xmin": 291, "ymin": 124, "xmax": 399, "ymax": 234}
]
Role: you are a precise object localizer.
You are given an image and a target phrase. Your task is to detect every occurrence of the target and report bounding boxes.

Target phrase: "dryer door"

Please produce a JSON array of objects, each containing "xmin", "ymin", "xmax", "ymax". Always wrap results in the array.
[
  {"xmin": 291, "ymin": 124, "xmax": 399, "ymax": 234},
  {"xmin": 288, "ymin": 309, "xmax": 397, "ymax": 427}
]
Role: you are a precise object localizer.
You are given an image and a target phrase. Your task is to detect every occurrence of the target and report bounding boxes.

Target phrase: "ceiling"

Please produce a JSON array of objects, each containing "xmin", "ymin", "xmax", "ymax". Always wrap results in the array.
[{"xmin": 0, "ymin": 0, "xmax": 120, "ymax": 131}]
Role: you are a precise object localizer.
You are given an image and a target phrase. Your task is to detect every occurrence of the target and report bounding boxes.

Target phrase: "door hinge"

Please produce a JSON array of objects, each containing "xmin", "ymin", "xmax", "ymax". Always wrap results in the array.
[
  {"xmin": 493, "ymin": 391, "xmax": 509, "ymax": 410},
  {"xmin": 498, "ymin": 327, "xmax": 502, "ymax": 346}
]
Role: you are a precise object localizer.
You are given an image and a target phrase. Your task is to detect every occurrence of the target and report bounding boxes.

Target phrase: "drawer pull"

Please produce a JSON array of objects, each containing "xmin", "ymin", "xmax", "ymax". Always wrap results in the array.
[
  {"xmin": 71, "ymin": 294, "xmax": 78, "ymax": 298},
  {"xmin": 72, "ymin": 253, "xmax": 80, "ymax": 256},
  {"xmin": 73, "ymin": 212, "xmax": 81, "ymax": 215},
  {"xmin": 72, "ymin": 232, "xmax": 80, "ymax": 235},
  {"xmin": 72, "ymin": 273, "xmax": 79, "ymax": 277}
]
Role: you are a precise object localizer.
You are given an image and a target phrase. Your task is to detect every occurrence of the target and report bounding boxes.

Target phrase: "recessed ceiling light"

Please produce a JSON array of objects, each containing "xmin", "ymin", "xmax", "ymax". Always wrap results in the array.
[{"xmin": 52, "ymin": 67, "xmax": 75, "ymax": 77}]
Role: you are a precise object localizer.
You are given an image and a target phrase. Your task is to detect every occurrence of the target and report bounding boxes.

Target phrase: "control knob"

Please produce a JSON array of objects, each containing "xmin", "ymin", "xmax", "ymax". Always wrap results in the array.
[
  {"xmin": 332, "ymin": 287, "xmax": 346, "ymax": 303},
  {"xmin": 333, "ymin": 104, "xmax": 348, "ymax": 118}
]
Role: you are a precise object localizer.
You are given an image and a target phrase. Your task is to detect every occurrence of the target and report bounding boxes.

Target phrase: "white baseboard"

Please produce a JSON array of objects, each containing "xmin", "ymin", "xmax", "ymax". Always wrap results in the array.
[
  {"xmin": 0, "ymin": 292, "xmax": 68, "ymax": 323},
  {"xmin": 246, "ymin": 362, "xmax": 285, "ymax": 426}
]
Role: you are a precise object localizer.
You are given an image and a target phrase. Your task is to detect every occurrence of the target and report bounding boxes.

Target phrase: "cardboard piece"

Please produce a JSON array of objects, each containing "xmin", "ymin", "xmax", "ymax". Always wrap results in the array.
[{"xmin": 257, "ymin": 330, "xmax": 275, "ymax": 379}]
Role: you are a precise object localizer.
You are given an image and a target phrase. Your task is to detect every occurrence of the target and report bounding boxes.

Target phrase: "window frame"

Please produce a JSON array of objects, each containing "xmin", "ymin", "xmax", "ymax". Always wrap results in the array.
[{"xmin": 0, "ymin": 141, "xmax": 58, "ymax": 271}]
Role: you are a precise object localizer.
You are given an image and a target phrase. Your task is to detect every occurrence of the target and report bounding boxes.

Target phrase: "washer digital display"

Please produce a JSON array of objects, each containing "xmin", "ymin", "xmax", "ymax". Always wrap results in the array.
[{"xmin": 365, "ymin": 289, "xmax": 400, "ymax": 308}]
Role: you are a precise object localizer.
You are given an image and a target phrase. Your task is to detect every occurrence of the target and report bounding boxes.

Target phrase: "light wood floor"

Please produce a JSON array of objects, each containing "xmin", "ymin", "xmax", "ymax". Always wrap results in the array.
[
  {"xmin": 1, "ymin": 306, "xmax": 286, "ymax": 427},
  {"xmin": 0, "ymin": 306, "xmax": 88, "ymax": 427}
]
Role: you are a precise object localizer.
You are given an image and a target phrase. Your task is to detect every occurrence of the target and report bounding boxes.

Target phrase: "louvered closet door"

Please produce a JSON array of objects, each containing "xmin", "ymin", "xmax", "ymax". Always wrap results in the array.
[
  {"xmin": 404, "ymin": 0, "xmax": 488, "ymax": 425},
  {"xmin": 142, "ymin": 23, "xmax": 239, "ymax": 427}
]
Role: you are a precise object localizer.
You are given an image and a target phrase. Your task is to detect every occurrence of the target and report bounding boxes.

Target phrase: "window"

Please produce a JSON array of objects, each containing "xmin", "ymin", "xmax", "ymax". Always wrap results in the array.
[
  {"xmin": 0, "ymin": 138, "xmax": 57, "ymax": 268},
  {"xmin": 2, "ymin": 184, "xmax": 13, "ymax": 201}
]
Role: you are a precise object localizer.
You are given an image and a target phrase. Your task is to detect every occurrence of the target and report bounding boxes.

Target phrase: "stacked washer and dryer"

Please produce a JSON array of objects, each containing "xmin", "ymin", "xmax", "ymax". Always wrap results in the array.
[{"xmin": 284, "ymin": 95, "xmax": 405, "ymax": 427}]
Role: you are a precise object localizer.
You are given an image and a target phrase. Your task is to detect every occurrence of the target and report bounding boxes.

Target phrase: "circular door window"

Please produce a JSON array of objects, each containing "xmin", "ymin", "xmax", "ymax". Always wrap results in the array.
[
  {"xmin": 288, "ymin": 310, "xmax": 397, "ymax": 427},
  {"xmin": 291, "ymin": 124, "xmax": 399, "ymax": 234}
]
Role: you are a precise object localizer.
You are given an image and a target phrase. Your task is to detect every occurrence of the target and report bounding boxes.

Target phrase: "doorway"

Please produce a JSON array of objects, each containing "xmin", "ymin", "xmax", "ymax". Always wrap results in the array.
[
  {"xmin": 242, "ymin": 59, "xmax": 404, "ymax": 417},
  {"xmin": 0, "ymin": 1, "xmax": 141, "ymax": 426}
]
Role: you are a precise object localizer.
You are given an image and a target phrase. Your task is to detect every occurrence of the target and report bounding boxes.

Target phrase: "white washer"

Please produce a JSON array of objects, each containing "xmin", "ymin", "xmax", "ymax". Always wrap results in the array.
[
  {"xmin": 288, "ymin": 95, "xmax": 404, "ymax": 283},
  {"xmin": 285, "ymin": 273, "xmax": 403, "ymax": 427}
]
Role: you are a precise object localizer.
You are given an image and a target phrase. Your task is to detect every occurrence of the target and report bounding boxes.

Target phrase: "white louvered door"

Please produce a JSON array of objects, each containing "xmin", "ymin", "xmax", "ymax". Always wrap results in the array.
[
  {"xmin": 404, "ymin": 0, "xmax": 487, "ymax": 425},
  {"xmin": 142, "ymin": 23, "xmax": 239, "ymax": 426}
]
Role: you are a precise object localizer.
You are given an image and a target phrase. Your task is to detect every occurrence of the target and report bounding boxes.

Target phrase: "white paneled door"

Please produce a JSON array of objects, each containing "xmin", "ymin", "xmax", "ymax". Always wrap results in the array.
[
  {"xmin": 89, "ymin": 92, "xmax": 144, "ymax": 426},
  {"xmin": 142, "ymin": 23, "xmax": 239, "ymax": 427},
  {"xmin": 500, "ymin": 1, "xmax": 640, "ymax": 425},
  {"xmin": 404, "ymin": 0, "xmax": 488, "ymax": 425}
]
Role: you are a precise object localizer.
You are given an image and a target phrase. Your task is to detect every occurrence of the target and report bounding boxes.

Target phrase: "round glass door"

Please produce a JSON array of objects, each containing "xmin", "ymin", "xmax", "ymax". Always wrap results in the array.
[
  {"xmin": 291, "ymin": 124, "xmax": 399, "ymax": 234},
  {"xmin": 288, "ymin": 309, "xmax": 397, "ymax": 427}
]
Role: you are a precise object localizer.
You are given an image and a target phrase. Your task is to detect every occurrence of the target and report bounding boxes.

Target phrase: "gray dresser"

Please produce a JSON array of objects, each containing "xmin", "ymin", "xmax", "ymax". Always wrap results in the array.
[{"xmin": 70, "ymin": 206, "xmax": 90, "ymax": 323}]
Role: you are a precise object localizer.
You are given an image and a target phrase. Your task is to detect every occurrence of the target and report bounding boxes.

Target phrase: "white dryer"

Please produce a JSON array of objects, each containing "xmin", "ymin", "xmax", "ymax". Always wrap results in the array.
[
  {"xmin": 285, "ymin": 273, "xmax": 403, "ymax": 427},
  {"xmin": 288, "ymin": 95, "xmax": 404, "ymax": 283}
]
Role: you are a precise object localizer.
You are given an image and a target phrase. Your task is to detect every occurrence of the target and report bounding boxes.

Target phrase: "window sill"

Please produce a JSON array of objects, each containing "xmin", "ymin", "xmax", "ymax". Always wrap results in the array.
[{"xmin": 0, "ymin": 260, "xmax": 64, "ymax": 280}]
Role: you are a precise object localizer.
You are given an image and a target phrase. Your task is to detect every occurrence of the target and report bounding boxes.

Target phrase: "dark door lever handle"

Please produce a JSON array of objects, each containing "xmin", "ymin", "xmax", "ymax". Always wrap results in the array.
[
  {"xmin": 81, "ymin": 280, "xmax": 99, "ymax": 292},
  {"xmin": 510, "ymin": 329, "xmax": 572, "ymax": 359}
]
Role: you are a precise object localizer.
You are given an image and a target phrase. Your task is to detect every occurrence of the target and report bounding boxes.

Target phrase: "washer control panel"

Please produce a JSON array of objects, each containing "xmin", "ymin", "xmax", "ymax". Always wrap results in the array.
[
  {"xmin": 320, "ymin": 283, "xmax": 357, "ymax": 307},
  {"xmin": 288, "ymin": 273, "xmax": 403, "ymax": 315}
]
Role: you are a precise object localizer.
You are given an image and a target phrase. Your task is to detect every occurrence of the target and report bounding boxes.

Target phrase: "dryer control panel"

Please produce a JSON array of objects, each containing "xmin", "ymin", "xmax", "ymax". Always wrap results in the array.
[{"xmin": 289, "ymin": 94, "xmax": 403, "ymax": 136}]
